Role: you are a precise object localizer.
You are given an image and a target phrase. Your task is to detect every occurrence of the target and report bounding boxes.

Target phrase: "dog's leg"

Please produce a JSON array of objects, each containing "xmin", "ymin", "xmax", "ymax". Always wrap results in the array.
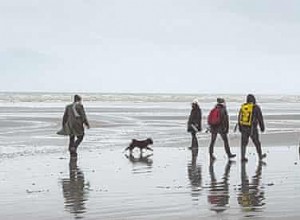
[
  {"xmin": 145, "ymin": 146, "xmax": 153, "ymax": 151},
  {"xmin": 140, "ymin": 148, "xmax": 144, "ymax": 157},
  {"xmin": 129, "ymin": 148, "xmax": 133, "ymax": 154},
  {"xmin": 127, "ymin": 143, "xmax": 134, "ymax": 154}
]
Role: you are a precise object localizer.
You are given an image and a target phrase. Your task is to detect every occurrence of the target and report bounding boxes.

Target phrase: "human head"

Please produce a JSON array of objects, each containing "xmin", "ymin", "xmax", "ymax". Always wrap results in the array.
[
  {"xmin": 217, "ymin": 98, "xmax": 225, "ymax": 105},
  {"xmin": 246, "ymin": 94, "xmax": 256, "ymax": 104},
  {"xmin": 74, "ymin": 94, "xmax": 82, "ymax": 102},
  {"xmin": 192, "ymin": 99, "xmax": 199, "ymax": 108}
]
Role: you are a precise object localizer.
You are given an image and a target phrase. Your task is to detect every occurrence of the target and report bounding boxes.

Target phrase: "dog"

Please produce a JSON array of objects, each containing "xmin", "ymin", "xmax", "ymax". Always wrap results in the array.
[{"xmin": 124, "ymin": 138, "xmax": 153, "ymax": 153}]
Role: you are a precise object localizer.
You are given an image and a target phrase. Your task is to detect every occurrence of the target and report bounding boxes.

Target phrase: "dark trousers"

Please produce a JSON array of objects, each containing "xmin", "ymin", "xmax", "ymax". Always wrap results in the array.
[
  {"xmin": 209, "ymin": 132, "xmax": 231, "ymax": 156},
  {"xmin": 190, "ymin": 133, "xmax": 198, "ymax": 148},
  {"xmin": 69, "ymin": 135, "xmax": 84, "ymax": 153},
  {"xmin": 241, "ymin": 128, "xmax": 262, "ymax": 159},
  {"xmin": 191, "ymin": 132, "xmax": 196, "ymax": 139}
]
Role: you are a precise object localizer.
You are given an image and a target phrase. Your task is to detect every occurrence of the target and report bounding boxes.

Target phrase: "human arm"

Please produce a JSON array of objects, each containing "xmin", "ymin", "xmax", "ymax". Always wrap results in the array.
[
  {"xmin": 222, "ymin": 108, "xmax": 229, "ymax": 134},
  {"xmin": 187, "ymin": 110, "xmax": 193, "ymax": 126},
  {"xmin": 255, "ymin": 105, "xmax": 265, "ymax": 132},
  {"xmin": 77, "ymin": 104, "xmax": 90, "ymax": 128},
  {"xmin": 62, "ymin": 106, "xmax": 68, "ymax": 127},
  {"xmin": 198, "ymin": 108, "xmax": 202, "ymax": 131}
]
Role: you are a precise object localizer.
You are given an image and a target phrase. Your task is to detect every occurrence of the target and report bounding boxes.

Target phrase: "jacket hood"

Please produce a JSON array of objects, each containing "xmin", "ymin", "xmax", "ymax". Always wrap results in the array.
[
  {"xmin": 246, "ymin": 94, "xmax": 256, "ymax": 104},
  {"xmin": 192, "ymin": 103, "xmax": 200, "ymax": 110}
]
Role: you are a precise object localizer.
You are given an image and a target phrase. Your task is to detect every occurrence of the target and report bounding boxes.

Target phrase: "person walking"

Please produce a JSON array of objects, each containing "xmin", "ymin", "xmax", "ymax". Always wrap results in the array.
[
  {"xmin": 207, "ymin": 98, "xmax": 236, "ymax": 161},
  {"xmin": 238, "ymin": 94, "xmax": 266, "ymax": 162},
  {"xmin": 61, "ymin": 94, "xmax": 90, "ymax": 157},
  {"xmin": 187, "ymin": 99, "xmax": 202, "ymax": 147}
]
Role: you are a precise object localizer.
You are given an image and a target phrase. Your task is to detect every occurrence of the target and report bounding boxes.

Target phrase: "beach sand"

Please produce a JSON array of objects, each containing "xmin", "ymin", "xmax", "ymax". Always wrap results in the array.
[
  {"xmin": 1, "ymin": 94, "xmax": 300, "ymax": 219},
  {"xmin": 1, "ymin": 143, "xmax": 300, "ymax": 220}
]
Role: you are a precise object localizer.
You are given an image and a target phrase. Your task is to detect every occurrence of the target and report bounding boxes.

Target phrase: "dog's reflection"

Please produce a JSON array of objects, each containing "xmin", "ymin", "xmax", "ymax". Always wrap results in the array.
[
  {"xmin": 207, "ymin": 160, "xmax": 233, "ymax": 213},
  {"xmin": 238, "ymin": 161, "xmax": 266, "ymax": 212},
  {"xmin": 125, "ymin": 153, "xmax": 153, "ymax": 166},
  {"xmin": 62, "ymin": 157, "xmax": 89, "ymax": 219},
  {"xmin": 188, "ymin": 138, "xmax": 202, "ymax": 199}
]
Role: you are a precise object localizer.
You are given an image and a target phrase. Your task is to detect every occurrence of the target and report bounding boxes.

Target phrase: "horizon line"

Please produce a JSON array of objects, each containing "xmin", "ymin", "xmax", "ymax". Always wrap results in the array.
[{"xmin": 0, "ymin": 90, "xmax": 299, "ymax": 96}]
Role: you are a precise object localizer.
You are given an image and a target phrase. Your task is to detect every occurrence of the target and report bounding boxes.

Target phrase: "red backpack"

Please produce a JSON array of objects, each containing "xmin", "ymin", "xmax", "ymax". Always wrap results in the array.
[{"xmin": 208, "ymin": 106, "xmax": 221, "ymax": 126}]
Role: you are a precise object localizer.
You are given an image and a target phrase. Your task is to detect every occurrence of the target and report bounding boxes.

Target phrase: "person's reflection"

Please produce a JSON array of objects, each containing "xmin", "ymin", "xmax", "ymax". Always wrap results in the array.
[
  {"xmin": 62, "ymin": 156, "xmax": 89, "ymax": 219},
  {"xmin": 207, "ymin": 160, "xmax": 233, "ymax": 213},
  {"xmin": 188, "ymin": 137, "xmax": 202, "ymax": 186},
  {"xmin": 238, "ymin": 161, "xmax": 265, "ymax": 212},
  {"xmin": 188, "ymin": 138, "xmax": 202, "ymax": 200}
]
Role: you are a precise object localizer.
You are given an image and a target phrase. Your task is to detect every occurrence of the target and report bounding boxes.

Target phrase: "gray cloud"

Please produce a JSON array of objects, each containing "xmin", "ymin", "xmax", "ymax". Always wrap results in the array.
[{"xmin": 0, "ymin": 0, "xmax": 300, "ymax": 94}]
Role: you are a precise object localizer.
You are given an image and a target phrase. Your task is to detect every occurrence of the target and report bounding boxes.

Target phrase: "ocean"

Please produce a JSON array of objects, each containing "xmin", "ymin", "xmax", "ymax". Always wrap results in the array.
[
  {"xmin": 1, "ymin": 92, "xmax": 300, "ymax": 219},
  {"xmin": 0, "ymin": 92, "xmax": 300, "ymax": 157}
]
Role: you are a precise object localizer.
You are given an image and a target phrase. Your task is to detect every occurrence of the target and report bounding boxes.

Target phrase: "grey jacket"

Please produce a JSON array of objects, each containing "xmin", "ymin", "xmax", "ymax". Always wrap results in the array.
[{"xmin": 62, "ymin": 102, "xmax": 89, "ymax": 136}]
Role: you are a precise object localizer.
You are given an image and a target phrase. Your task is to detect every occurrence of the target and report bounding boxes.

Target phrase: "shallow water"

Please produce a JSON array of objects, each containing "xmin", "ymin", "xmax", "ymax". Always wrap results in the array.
[
  {"xmin": 1, "ymin": 145, "xmax": 300, "ymax": 219},
  {"xmin": 1, "ymin": 93, "xmax": 300, "ymax": 219},
  {"xmin": 0, "ymin": 93, "xmax": 300, "ymax": 157}
]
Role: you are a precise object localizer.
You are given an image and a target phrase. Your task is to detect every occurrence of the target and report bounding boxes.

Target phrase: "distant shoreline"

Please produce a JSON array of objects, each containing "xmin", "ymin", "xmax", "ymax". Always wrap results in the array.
[{"xmin": 0, "ymin": 91, "xmax": 299, "ymax": 96}]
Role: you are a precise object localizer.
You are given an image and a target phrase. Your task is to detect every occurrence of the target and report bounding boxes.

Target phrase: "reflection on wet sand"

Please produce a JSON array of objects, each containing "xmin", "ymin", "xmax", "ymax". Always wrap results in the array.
[
  {"xmin": 188, "ymin": 137, "xmax": 202, "ymax": 199},
  {"xmin": 238, "ymin": 161, "xmax": 266, "ymax": 212},
  {"xmin": 125, "ymin": 153, "xmax": 153, "ymax": 174},
  {"xmin": 62, "ymin": 157, "xmax": 89, "ymax": 219},
  {"xmin": 125, "ymin": 153, "xmax": 153, "ymax": 166},
  {"xmin": 207, "ymin": 160, "xmax": 233, "ymax": 213}
]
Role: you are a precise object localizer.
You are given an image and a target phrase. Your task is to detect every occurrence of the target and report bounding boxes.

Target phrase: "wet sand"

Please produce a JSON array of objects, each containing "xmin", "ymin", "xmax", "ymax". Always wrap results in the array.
[
  {"xmin": 1, "ymin": 94, "xmax": 300, "ymax": 219},
  {"xmin": 1, "ymin": 143, "xmax": 300, "ymax": 220}
]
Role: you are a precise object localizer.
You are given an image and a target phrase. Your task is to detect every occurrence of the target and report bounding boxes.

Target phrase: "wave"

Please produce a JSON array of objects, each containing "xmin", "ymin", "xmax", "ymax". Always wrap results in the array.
[{"xmin": 0, "ymin": 92, "xmax": 300, "ymax": 104}]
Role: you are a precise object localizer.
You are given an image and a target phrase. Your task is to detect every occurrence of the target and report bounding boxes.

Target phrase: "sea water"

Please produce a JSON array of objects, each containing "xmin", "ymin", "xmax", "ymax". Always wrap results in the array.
[
  {"xmin": 0, "ymin": 92, "xmax": 300, "ymax": 157},
  {"xmin": 1, "ymin": 92, "xmax": 300, "ymax": 219}
]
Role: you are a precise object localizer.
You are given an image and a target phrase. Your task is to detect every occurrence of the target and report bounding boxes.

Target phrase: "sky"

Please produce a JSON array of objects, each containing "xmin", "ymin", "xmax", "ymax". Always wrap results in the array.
[{"xmin": 1, "ymin": 0, "xmax": 300, "ymax": 94}]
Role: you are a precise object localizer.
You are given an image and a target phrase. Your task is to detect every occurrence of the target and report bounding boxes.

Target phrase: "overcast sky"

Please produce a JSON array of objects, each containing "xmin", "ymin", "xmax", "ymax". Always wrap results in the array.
[{"xmin": 1, "ymin": 0, "xmax": 300, "ymax": 94}]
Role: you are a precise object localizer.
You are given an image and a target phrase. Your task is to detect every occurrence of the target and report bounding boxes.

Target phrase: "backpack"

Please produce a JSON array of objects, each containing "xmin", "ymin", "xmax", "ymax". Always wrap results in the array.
[
  {"xmin": 239, "ymin": 103, "xmax": 254, "ymax": 126},
  {"xmin": 208, "ymin": 106, "xmax": 221, "ymax": 126}
]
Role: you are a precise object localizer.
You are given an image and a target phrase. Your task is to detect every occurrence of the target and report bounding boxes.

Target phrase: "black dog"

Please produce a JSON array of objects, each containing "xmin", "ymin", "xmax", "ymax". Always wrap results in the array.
[{"xmin": 125, "ymin": 138, "xmax": 153, "ymax": 153}]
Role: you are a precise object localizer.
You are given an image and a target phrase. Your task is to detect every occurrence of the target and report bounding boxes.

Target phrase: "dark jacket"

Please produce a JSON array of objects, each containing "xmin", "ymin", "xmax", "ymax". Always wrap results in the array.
[
  {"xmin": 62, "ymin": 102, "xmax": 89, "ymax": 136},
  {"xmin": 187, "ymin": 104, "xmax": 202, "ymax": 132},
  {"xmin": 210, "ymin": 103, "xmax": 229, "ymax": 134},
  {"xmin": 238, "ymin": 94, "xmax": 265, "ymax": 133}
]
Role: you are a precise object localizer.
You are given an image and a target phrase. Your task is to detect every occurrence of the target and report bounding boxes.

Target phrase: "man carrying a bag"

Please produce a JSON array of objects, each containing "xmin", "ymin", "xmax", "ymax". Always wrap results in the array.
[{"xmin": 238, "ymin": 94, "xmax": 266, "ymax": 162}]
